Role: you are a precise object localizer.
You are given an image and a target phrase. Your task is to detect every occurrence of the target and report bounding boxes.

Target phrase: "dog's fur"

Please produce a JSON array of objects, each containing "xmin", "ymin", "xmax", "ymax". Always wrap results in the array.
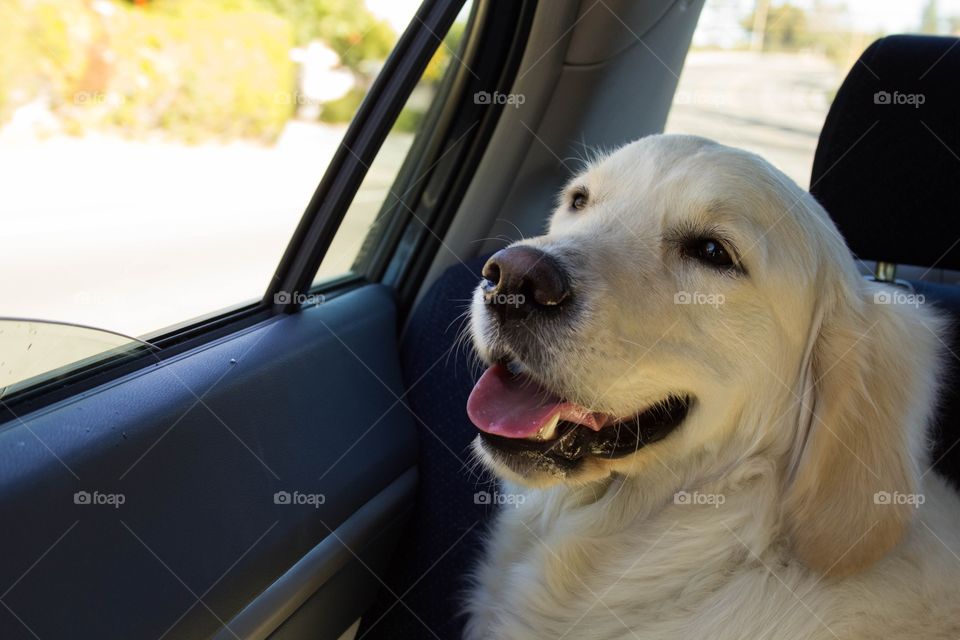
[{"xmin": 465, "ymin": 135, "xmax": 960, "ymax": 639}]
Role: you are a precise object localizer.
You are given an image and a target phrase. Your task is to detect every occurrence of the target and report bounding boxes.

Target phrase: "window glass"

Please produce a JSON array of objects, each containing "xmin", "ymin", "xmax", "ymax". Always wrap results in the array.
[
  {"xmin": 0, "ymin": 320, "xmax": 154, "ymax": 399},
  {"xmin": 665, "ymin": 0, "xmax": 960, "ymax": 187},
  {"xmin": 0, "ymin": 0, "xmax": 429, "ymax": 339}
]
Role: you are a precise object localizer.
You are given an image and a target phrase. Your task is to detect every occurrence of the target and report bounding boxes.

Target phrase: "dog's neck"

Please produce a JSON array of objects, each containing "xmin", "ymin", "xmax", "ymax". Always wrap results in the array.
[
  {"xmin": 499, "ymin": 395, "xmax": 805, "ymax": 570},
  {"xmin": 492, "ymin": 455, "xmax": 785, "ymax": 610},
  {"xmin": 508, "ymin": 452, "xmax": 782, "ymax": 541}
]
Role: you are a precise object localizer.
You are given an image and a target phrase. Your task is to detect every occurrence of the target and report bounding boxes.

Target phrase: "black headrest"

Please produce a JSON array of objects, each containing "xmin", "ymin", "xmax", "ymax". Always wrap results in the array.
[{"xmin": 811, "ymin": 35, "xmax": 960, "ymax": 271}]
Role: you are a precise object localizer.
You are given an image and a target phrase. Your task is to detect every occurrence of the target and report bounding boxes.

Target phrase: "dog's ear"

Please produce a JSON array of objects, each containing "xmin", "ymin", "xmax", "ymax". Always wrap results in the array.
[{"xmin": 784, "ymin": 281, "xmax": 944, "ymax": 576}]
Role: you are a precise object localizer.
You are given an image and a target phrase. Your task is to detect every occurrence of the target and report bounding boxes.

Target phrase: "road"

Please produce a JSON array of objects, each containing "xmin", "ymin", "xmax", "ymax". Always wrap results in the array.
[
  {"xmin": 666, "ymin": 50, "xmax": 842, "ymax": 187},
  {"xmin": 0, "ymin": 122, "xmax": 413, "ymax": 338}
]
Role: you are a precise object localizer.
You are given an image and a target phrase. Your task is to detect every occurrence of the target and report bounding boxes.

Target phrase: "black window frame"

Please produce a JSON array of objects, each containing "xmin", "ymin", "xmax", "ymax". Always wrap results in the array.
[{"xmin": 350, "ymin": 0, "xmax": 538, "ymax": 316}]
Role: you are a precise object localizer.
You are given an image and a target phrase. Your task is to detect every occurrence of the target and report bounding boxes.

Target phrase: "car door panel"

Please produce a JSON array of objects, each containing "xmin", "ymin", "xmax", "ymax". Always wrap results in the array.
[
  {"xmin": 254, "ymin": 472, "xmax": 414, "ymax": 640},
  {"xmin": 0, "ymin": 284, "xmax": 416, "ymax": 639}
]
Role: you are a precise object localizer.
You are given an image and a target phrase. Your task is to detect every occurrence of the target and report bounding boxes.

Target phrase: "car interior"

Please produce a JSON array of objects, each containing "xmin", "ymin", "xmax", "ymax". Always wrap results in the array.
[{"xmin": 1, "ymin": 1, "xmax": 958, "ymax": 639}]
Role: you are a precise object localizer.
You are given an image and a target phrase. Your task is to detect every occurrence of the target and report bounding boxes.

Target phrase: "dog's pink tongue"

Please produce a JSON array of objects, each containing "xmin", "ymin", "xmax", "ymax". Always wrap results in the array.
[{"xmin": 467, "ymin": 365, "xmax": 606, "ymax": 438}]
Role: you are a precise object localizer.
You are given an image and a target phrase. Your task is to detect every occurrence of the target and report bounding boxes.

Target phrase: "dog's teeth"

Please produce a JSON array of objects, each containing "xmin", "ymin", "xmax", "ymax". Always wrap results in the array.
[{"xmin": 533, "ymin": 413, "xmax": 561, "ymax": 441}]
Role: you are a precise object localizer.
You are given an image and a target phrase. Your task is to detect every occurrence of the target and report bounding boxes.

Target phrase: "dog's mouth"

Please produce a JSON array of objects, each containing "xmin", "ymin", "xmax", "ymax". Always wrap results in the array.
[{"xmin": 467, "ymin": 362, "xmax": 691, "ymax": 471}]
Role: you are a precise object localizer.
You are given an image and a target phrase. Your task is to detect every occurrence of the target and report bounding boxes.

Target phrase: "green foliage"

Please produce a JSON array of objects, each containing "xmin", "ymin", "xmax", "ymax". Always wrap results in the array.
[
  {"xmin": 0, "ymin": 0, "xmax": 456, "ymax": 141},
  {"xmin": 393, "ymin": 107, "xmax": 424, "ymax": 134},
  {"xmin": 318, "ymin": 14, "xmax": 469, "ymax": 130},
  {"xmin": 0, "ymin": 0, "xmax": 295, "ymax": 142},
  {"xmin": 318, "ymin": 91, "xmax": 421, "ymax": 133},
  {"xmin": 255, "ymin": 0, "xmax": 395, "ymax": 71},
  {"xmin": 318, "ymin": 88, "xmax": 365, "ymax": 124},
  {"xmin": 740, "ymin": 2, "xmax": 885, "ymax": 66},
  {"xmin": 421, "ymin": 19, "xmax": 466, "ymax": 84},
  {"xmin": 0, "ymin": 1, "xmax": 85, "ymax": 123},
  {"xmin": 921, "ymin": 0, "xmax": 940, "ymax": 33},
  {"xmin": 114, "ymin": 0, "xmax": 295, "ymax": 141},
  {"xmin": 742, "ymin": 4, "xmax": 812, "ymax": 51}
]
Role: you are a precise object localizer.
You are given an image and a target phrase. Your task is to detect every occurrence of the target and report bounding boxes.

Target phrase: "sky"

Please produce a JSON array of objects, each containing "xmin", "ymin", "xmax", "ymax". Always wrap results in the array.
[
  {"xmin": 688, "ymin": 0, "xmax": 960, "ymax": 37},
  {"xmin": 777, "ymin": 0, "xmax": 960, "ymax": 32},
  {"xmin": 367, "ymin": 0, "xmax": 960, "ymax": 39},
  {"xmin": 366, "ymin": 0, "xmax": 425, "ymax": 33}
]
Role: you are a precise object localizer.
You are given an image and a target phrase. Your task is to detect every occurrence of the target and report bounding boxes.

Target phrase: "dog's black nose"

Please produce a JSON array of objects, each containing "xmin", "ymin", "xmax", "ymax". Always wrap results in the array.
[{"xmin": 481, "ymin": 246, "xmax": 569, "ymax": 320}]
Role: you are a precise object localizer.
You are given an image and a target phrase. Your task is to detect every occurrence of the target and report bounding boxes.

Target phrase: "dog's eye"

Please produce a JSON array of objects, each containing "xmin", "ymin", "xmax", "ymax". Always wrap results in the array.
[
  {"xmin": 570, "ymin": 189, "xmax": 589, "ymax": 211},
  {"xmin": 684, "ymin": 237, "xmax": 734, "ymax": 269}
]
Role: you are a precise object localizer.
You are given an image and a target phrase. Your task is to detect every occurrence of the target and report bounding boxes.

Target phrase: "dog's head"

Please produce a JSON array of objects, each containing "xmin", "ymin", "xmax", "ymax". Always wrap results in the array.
[{"xmin": 468, "ymin": 134, "xmax": 944, "ymax": 575}]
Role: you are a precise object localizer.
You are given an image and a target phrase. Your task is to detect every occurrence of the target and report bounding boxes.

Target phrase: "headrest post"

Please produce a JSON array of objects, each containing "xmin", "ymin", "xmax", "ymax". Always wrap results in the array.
[{"xmin": 874, "ymin": 261, "xmax": 897, "ymax": 283}]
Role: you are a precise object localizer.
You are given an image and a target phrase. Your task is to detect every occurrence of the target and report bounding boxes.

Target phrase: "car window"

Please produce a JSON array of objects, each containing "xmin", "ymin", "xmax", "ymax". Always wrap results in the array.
[
  {"xmin": 0, "ymin": 0, "xmax": 438, "ymax": 340},
  {"xmin": 665, "ymin": 0, "xmax": 960, "ymax": 188}
]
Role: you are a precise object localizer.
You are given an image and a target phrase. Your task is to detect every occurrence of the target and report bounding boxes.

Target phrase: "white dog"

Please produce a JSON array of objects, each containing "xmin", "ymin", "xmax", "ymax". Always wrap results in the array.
[{"xmin": 464, "ymin": 135, "xmax": 960, "ymax": 639}]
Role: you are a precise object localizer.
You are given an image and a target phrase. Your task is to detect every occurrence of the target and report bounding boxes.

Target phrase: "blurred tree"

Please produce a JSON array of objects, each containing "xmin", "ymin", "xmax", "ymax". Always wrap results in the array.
[
  {"xmin": 949, "ymin": 14, "xmax": 960, "ymax": 34},
  {"xmin": 921, "ymin": 0, "xmax": 940, "ymax": 33},
  {"xmin": 256, "ymin": 0, "xmax": 395, "ymax": 71},
  {"xmin": 748, "ymin": 0, "xmax": 770, "ymax": 51},
  {"xmin": 319, "ymin": 15, "xmax": 468, "ymax": 129},
  {"xmin": 742, "ymin": 3, "xmax": 812, "ymax": 51},
  {"xmin": 421, "ymin": 19, "xmax": 465, "ymax": 83}
]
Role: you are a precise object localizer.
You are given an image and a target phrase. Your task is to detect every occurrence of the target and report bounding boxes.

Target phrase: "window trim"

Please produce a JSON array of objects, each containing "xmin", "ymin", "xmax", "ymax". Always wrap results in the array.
[
  {"xmin": 0, "ymin": 305, "xmax": 268, "ymax": 420},
  {"xmin": 347, "ymin": 1, "xmax": 485, "ymax": 285},
  {"xmin": 378, "ymin": 0, "xmax": 538, "ymax": 314}
]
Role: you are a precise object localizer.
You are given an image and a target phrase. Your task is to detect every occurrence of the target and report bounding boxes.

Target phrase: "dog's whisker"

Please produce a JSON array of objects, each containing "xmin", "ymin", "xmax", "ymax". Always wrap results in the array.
[{"xmin": 500, "ymin": 218, "xmax": 527, "ymax": 239}]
